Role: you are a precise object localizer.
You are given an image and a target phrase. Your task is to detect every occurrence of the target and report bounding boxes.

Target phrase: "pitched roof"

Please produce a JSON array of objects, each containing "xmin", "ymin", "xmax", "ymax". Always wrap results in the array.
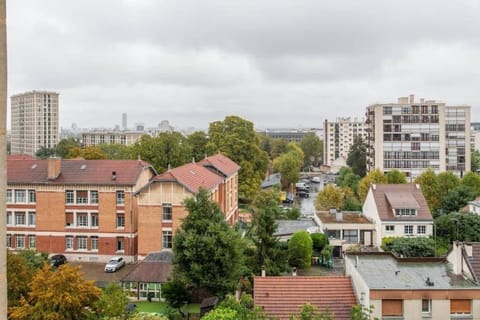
[
  {"xmin": 254, "ymin": 276, "xmax": 356, "ymax": 320},
  {"xmin": 153, "ymin": 162, "xmax": 223, "ymax": 193},
  {"xmin": 7, "ymin": 158, "xmax": 153, "ymax": 185},
  {"xmin": 122, "ymin": 251, "xmax": 173, "ymax": 283},
  {"xmin": 369, "ymin": 184, "xmax": 433, "ymax": 221},
  {"xmin": 198, "ymin": 154, "xmax": 240, "ymax": 177}
]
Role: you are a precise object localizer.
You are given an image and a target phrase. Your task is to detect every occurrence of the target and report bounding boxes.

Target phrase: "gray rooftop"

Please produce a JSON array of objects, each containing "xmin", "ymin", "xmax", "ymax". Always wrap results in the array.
[
  {"xmin": 261, "ymin": 173, "xmax": 281, "ymax": 189},
  {"xmin": 274, "ymin": 219, "xmax": 319, "ymax": 236},
  {"xmin": 347, "ymin": 254, "xmax": 478, "ymax": 290}
]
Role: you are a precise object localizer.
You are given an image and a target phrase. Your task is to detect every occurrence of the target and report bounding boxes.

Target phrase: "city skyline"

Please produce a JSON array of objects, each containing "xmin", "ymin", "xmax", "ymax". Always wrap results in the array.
[{"xmin": 7, "ymin": 1, "xmax": 480, "ymax": 130}]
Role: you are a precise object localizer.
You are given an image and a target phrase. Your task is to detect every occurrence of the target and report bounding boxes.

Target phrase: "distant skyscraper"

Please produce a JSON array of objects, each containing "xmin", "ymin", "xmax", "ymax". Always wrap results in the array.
[
  {"xmin": 122, "ymin": 113, "xmax": 127, "ymax": 130},
  {"xmin": 10, "ymin": 91, "xmax": 59, "ymax": 156}
]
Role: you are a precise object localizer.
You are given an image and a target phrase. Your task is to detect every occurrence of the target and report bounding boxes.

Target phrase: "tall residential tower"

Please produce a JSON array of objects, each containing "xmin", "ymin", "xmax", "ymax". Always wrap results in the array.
[{"xmin": 10, "ymin": 91, "xmax": 59, "ymax": 156}]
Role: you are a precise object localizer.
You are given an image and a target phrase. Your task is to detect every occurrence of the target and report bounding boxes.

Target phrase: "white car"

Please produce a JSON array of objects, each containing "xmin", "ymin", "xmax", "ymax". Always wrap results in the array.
[{"xmin": 104, "ymin": 256, "xmax": 125, "ymax": 272}]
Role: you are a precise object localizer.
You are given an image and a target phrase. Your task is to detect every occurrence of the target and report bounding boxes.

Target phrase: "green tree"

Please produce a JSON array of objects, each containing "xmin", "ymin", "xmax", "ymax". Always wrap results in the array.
[
  {"xmin": 315, "ymin": 184, "xmax": 344, "ymax": 211},
  {"xmin": 415, "ymin": 169, "xmax": 440, "ymax": 214},
  {"xmin": 162, "ymin": 277, "xmax": 192, "ymax": 316},
  {"xmin": 98, "ymin": 143, "xmax": 133, "ymax": 160},
  {"xmin": 66, "ymin": 146, "xmax": 108, "ymax": 159},
  {"xmin": 9, "ymin": 264, "xmax": 101, "ymax": 320},
  {"xmin": 208, "ymin": 294, "xmax": 267, "ymax": 320},
  {"xmin": 35, "ymin": 146, "xmax": 56, "ymax": 159},
  {"xmin": 273, "ymin": 151, "xmax": 303, "ymax": 190},
  {"xmin": 435, "ymin": 212, "xmax": 480, "ymax": 243},
  {"xmin": 288, "ymin": 231, "xmax": 313, "ymax": 269},
  {"xmin": 437, "ymin": 171, "xmax": 461, "ymax": 203},
  {"xmin": 461, "ymin": 171, "xmax": 480, "ymax": 197},
  {"xmin": 95, "ymin": 282, "xmax": 130, "ymax": 319},
  {"xmin": 185, "ymin": 131, "xmax": 209, "ymax": 162},
  {"xmin": 56, "ymin": 138, "xmax": 81, "ymax": 158},
  {"xmin": 346, "ymin": 136, "xmax": 367, "ymax": 177},
  {"xmin": 290, "ymin": 303, "xmax": 333, "ymax": 320},
  {"xmin": 358, "ymin": 170, "xmax": 386, "ymax": 203},
  {"xmin": 385, "ymin": 169, "xmax": 407, "ymax": 184},
  {"xmin": 472, "ymin": 150, "xmax": 480, "ymax": 173},
  {"xmin": 310, "ymin": 233, "xmax": 328, "ymax": 254},
  {"xmin": 441, "ymin": 185, "xmax": 475, "ymax": 214},
  {"xmin": 300, "ymin": 132, "xmax": 323, "ymax": 168},
  {"xmin": 342, "ymin": 195, "xmax": 362, "ymax": 211},
  {"xmin": 252, "ymin": 188, "xmax": 281, "ymax": 210},
  {"xmin": 336, "ymin": 167, "xmax": 361, "ymax": 195},
  {"xmin": 382, "ymin": 237, "xmax": 435, "ymax": 257},
  {"xmin": 207, "ymin": 116, "xmax": 269, "ymax": 200},
  {"xmin": 269, "ymin": 139, "xmax": 289, "ymax": 159},
  {"xmin": 7, "ymin": 252, "xmax": 34, "ymax": 308},
  {"xmin": 173, "ymin": 189, "xmax": 245, "ymax": 297}
]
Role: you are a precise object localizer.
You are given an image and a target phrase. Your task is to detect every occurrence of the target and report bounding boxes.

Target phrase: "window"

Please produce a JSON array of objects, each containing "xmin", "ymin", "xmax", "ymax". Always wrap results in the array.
[
  {"xmin": 417, "ymin": 225, "xmax": 426, "ymax": 234},
  {"xmin": 327, "ymin": 230, "xmax": 341, "ymax": 239},
  {"xmin": 385, "ymin": 225, "xmax": 395, "ymax": 232},
  {"xmin": 162, "ymin": 204, "xmax": 172, "ymax": 221},
  {"xmin": 382, "ymin": 300, "xmax": 403, "ymax": 317},
  {"xmin": 66, "ymin": 212, "xmax": 74, "ymax": 227},
  {"xmin": 15, "ymin": 190, "xmax": 26, "ymax": 203},
  {"xmin": 77, "ymin": 236, "xmax": 88, "ymax": 250},
  {"xmin": 450, "ymin": 299, "xmax": 471, "ymax": 315},
  {"xmin": 66, "ymin": 236, "xmax": 74, "ymax": 250},
  {"xmin": 6, "ymin": 234, "xmax": 11, "ymax": 248},
  {"xmin": 404, "ymin": 225, "xmax": 413, "ymax": 235},
  {"xmin": 28, "ymin": 212, "xmax": 36, "ymax": 226},
  {"xmin": 162, "ymin": 230, "xmax": 172, "ymax": 249},
  {"xmin": 343, "ymin": 230, "xmax": 358, "ymax": 244},
  {"xmin": 6, "ymin": 212, "xmax": 12, "ymax": 225},
  {"xmin": 395, "ymin": 208, "xmax": 417, "ymax": 216},
  {"xmin": 28, "ymin": 190, "xmax": 36, "ymax": 203},
  {"xmin": 66, "ymin": 190, "xmax": 74, "ymax": 204},
  {"xmin": 6, "ymin": 189, "xmax": 12, "ymax": 203},
  {"xmin": 76, "ymin": 190, "xmax": 88, "ymax": 204},
  {"xmin": 90, "ymin": 190, "xmax": 99, "ymax": 204},
  {"xmin": 29, "ymin": 235, "xmax": 36, "ymax": 248},
  {"xmin": 16, "ymin": 235, "xmax": 25, "ymax": 249},
  {"xmin": 117, "ymin": 237, "xmax": 125, "ymax": 251},
  {"xmin": 76, "ymin": 213, "xmax": 88, "ymax": 227},
  {"xmin": 91, "ymin": 213, "xmax": 99, "ymax": 227},
  {"xmin": 116, "ymin": 213, "xmax": 125, "ymax": 228},
  {"xmin": 422, "ymin": 299, "xmax": 431, "ymax": 314},
  {"xmin": 91, "ymin": 236, "xmax": 98, "ymax": 251},
  {"xmin": 116, "ymin": 191, "xmax": 125, "ymax": 205},
  {"xmin": 15, "ymin": 212, "xmax": 26, "ymax": 226}
]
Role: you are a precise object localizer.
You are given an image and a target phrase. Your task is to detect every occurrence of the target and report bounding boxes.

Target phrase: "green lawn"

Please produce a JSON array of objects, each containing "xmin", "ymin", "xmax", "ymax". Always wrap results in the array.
[{"xmin": 134, "ymin": 301, "xmax": 200, "ymax": 315}]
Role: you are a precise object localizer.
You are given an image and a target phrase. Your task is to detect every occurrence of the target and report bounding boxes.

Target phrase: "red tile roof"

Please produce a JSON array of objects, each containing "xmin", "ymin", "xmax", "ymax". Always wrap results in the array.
[
  {"xmin": 254, "ymin": 276, "xmax": 356, "ymax": 320},
  {"xmin": 154, "ymin": 162, "xmax": 223, "ymax": 193},
  {"xmin": 370, "ymin": 184, "xmax": 433, "ymax": 221},
  {"xmin": 198, "ymin": 154, "xmax": 240, "ymax": 177},
  {"xmin": 7, "ymin": 159, "xmax": 153, "ymax": 185}
]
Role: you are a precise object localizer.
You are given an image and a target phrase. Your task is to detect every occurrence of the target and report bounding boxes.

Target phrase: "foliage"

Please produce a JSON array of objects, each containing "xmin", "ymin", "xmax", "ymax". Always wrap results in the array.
[
  {"xmin": 336, "ymin": 167, "xmax": 361, "ymax": 195},
  {"xmin": 9, "ymin": 264, "xmax": 101, "ymax": 320},
  {"xmin": 252, "ymin": 188, "xmax": 281, "ymax": 210},
  {"xmin": 441, "ymin": 185, "xmax": 475, "ymax": 214},
  {"xmin": 269, "ymin": 139, "xmax": 289, "ymax": 159},
  {"xmin": 382, "ymin": 237, "xmax": 435, "ymax": 257},
  {"xmin": 358, "ymin": 169, "xmax": 387, "ymax": 203},
  {"xmin": 67, "ymin": 146, "xmax": 108, "ymax": 159},
  {"xmin": 202, "ymin": 307, "xmax": 238, "ymax": 320},
  {"xmin": 128, "ymin": 314, "xmax": 168, "ymax": 320},
  {"xmin": 342, "ymin": 195, "xmax": 362, "ymax": 211},
  {"xmin": 461, "ymin": 171, "xmax": 480, "ymax": 197},
  {"xmin": 95, "ymin": 283, "xmax": 130, "ymax": 319},
  {"xmin": 17, "ymin": 250, "xmax": 49, "ymax": 270},
  {"xmin": 173, "ymin": 189, "xmax": 245, "ymax": 298},
  {"xmin": 162, "ymin": 277, "xmax": 192, "ymax": 312},
  {"xmin": 35, "ymin": 146, "xmax": 57, "ymax": 159},
  {"xmin": 7, "ymin": 252, "xmax": 34, "ymax": 308},
  {"xmin": 415, "ymin": 169, "xmax": 440, "ymax": 215},
  {"xmin": 385, "ymin": 169, "xmax": 407, "ymax": 184},
  {"xmin": 288, "ymin": 231, "xmax": 313, "ymax": 269},
  {"xmin": 289, "ymin": 303, "xmax": 333, "ymax": 320},
  {"xmin": 437, "ymin": 171, "xmax": 461, "ymax": 202},
  {"xmin": 207, "ymin": 116, "xmax": 269, "ymax": 200},
  {"xmin": 272, "ymin": 144, "xmax": 304, "ymax": 189},
  {"xmin": 300, "ymin": 132, "xmax": 323, "ymax": 167},
  {"xmin": 315, "ymin": 184, "xmax": 344, "ymax": 211},
  {"xmin": 207, "ymin": 294, "xmax": 267, "ymax": 320},
  {"xmin": 346, "ymin": 136, "xmax": 367, "ymax": 177},
  {"xmin": 310, "ymin": 233, "xmax": 329, "ymax": 253},
  {"xmin": 435, "ymin": 212, "xmax": 480, "ymax": 243},
  {"xmin": 97, "ymin": 143, "xmax": 133, "ymax": 160},
  {"xmin": 56, "ymin": 138, "xmax": 81, "ymax": 158},
  {"xmin": 320, "ymin": 245, "xmax": 333, "ymax": 262},
  {"xmin": 185, "ymin": 131, "xmax": 209, "ymax": 162},
  {"xmin": 472, "ymin": 150, "xmax": 480, "ymax": 173},
  {"xmin": 350, "ymin": 294, "xmax": 378, "ymax": 320}
]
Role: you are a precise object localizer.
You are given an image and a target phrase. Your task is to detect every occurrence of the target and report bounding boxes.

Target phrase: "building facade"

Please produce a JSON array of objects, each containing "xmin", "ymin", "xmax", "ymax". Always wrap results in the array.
[
  {"xmin": 323, "ymin": 117, "xmax": 367, "ymax": 166},
  {"xmin": 10, "ymin": 91, "xmax": 59, "ymax": 156},
  {"xmin": 81, "ymin": 130, "xmax": 145, "ymax": 147},
  {"xmin": 366, "ymin": 95, "xmax": 471, "ymax": 179}
]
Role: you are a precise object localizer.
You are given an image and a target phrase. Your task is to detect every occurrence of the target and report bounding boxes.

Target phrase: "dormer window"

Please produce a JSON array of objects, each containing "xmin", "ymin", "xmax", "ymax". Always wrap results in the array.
[{"xmin": 395, "ymin": 208, "xmax": 417, "ymax": 216}]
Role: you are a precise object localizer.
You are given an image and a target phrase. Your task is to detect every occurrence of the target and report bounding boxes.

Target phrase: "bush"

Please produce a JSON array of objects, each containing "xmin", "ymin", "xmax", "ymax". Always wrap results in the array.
[
  {"xmin": 288, "ymin": 231, "xmax": 313, "ymax": 269},
  {"xmin": 310, "ymin": 233, "xmax": 328, "ymax": 253}
]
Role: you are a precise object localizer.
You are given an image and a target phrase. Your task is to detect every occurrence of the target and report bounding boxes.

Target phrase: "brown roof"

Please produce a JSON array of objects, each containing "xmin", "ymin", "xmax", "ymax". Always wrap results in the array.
[
  {"xmin": 198, "ymin": 154, "xmax": 240, "ymax": 177},
  {"xmin": 317, "ymin": 211, "xmax": 373, "ymax": 224},
  {"xmin": 254, "ymin": 276, "xmax": 356, "ymax": 320},
  {"xmin": 153, "ymin": 162, "xmax": 223, "ymax": 193},
  {"xmin": 7, "ymin": 159, "xmax": 153, "ymax": 185},
  {"xmin": 121, "ymin": 261, "xmax": 172, "ymax": 283},
  {"xmin": 370, "ymin": 184, "xmax": 433, "ymax": 221}
]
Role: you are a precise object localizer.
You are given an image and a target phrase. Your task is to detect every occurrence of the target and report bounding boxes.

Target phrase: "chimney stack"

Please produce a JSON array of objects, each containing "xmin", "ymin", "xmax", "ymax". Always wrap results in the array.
[
  {"xmin": 292, "ymin": 267, "xmax": 297, "ymax": 276},
  {"xmin": 261, "ymin": 265, "xmax": 266, "ymax": 277},
  {"xmin": 47, "ymin": 157, "xmax": 61, "ymax": 180},
  {"xmin": 336, "ymin": 211, "xmax": 343, "ymax": 222}
]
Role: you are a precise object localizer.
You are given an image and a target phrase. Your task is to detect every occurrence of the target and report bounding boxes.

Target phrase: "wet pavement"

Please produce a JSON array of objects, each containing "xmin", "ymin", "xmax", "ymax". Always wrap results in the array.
[{"xmin": 70, "ymin": 261, "xmax": 137, "ymax": 288}]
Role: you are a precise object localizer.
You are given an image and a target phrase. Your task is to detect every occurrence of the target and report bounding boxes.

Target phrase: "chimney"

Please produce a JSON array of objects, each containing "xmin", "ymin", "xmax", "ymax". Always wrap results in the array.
[
  {"xmin": 261, "ymin": 265, "xmax": 266, "ymax": 277},
  {"xmin": 292, "ymin": 267, "xmax": 297, "ymax": 276},
  {"xmin": 336, "ymin": 211, "xmax": 343, "ymax": 222},
  {"xmin": 409, "ymin": 94, "xmax": 414, "ymax": 104},
  {"xmin": 111, "ymin": 171, "xmax": 117, "ymax": 180},
  {"xmin": 47, "ymin": 157, "xmax": 61, "ymax": 180}
]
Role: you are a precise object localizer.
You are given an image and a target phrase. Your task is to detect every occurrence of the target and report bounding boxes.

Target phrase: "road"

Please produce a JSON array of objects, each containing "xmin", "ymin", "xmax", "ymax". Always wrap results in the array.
[{"xmin": 297, "ymin": 173, "xmax": 337, "ymax": 216}]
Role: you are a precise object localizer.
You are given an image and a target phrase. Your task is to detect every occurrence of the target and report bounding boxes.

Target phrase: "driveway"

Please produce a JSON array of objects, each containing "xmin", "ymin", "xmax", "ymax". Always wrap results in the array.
[{"xmin": 70, "ymin": 261, "xmax": 138, "ymax": 288}]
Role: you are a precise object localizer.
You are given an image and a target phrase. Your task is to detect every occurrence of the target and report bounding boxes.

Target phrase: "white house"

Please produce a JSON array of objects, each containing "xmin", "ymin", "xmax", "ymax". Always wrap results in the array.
[{"xmin": 362, "ymin": 184, "xmax": 434, "ymax": 246}]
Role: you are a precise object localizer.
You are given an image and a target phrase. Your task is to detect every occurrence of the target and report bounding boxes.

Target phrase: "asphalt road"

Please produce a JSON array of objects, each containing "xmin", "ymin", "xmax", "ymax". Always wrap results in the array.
[{"xmin": 70, "ymin": 261, "xmax": 137, "ymax": 287}]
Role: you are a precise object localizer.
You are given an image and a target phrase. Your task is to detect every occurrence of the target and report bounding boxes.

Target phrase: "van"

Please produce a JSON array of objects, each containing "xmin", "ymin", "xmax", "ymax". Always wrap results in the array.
[{"xmin": 295, "ymin": 182, "xmax": 309, "ymax": 191}]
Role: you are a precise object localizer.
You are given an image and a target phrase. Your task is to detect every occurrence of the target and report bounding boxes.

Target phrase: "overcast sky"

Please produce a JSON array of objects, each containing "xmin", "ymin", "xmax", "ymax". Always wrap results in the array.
[{"xmin": 7, "ymin": 0, "xmax": 480, "ymax": 131}]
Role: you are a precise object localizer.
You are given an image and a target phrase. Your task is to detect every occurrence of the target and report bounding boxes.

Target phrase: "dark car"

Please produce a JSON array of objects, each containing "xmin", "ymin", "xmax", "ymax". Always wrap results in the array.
[
  {"xmin": 296, "ymin": 191, "xmax": 310, "ymax": 198},
  {"xmin": 50, "ymin": 254, "xmax": 67, "ymax": 267}
]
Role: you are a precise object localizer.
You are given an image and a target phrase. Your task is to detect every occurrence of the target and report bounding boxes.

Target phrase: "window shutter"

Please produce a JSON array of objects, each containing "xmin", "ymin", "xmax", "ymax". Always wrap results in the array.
[
  {"xmin": 451, "ymin": 299, "xmax": 471, "ymax": 314},
  {"xmin": 382, "ymin": 300, "xmax": 403, "ymax": 316}
]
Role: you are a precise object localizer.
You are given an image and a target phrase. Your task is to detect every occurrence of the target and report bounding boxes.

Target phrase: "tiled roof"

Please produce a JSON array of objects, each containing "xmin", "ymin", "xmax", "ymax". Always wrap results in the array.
[
  {"xmin": 469, "ymin": 244, "xmax": 480, "ymax": 281},
  {"xmin": 370, "ymin": 184, "xmax": 433, "ymax": 221},
  {"xmin": 153, "ymin": 162, "xmax": 223, "ymax": 193},
  {"xmin": 121, "ymin": 261, "xmax": 172, "ymax": 283},
  {"xmin": 7, "ymin": 158, "xmax": 153, "ymax": 185},
  {"xmin": 198, "ymin": 154, "xmax": 240, "ymax": 177},
  {"xmin": 254, "ymin": 276, "xmax": 356, "ymax": 320}
]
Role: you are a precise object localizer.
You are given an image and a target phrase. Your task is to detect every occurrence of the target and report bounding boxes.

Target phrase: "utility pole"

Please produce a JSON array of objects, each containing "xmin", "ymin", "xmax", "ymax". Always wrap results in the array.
[{"xmin": 0, "ymin": 0, "xmax": 7, "ymax": 316}]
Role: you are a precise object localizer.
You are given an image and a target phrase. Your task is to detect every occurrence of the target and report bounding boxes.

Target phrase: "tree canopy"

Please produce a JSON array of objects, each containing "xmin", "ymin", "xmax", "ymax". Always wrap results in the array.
[
  {"xmin": 315, "ymin": 184, "xmax": 344, "ymax": 211},
  {"xmin": 288, "ymin": 231, "xmax": 313, "ymax": 269},
  {"xmin": 300, "ymin": 132, "xmax": 323, "ymax": 168},
  {"xmin": 346, "ymin": 136, "xmax": 367, "ymax": 177}
]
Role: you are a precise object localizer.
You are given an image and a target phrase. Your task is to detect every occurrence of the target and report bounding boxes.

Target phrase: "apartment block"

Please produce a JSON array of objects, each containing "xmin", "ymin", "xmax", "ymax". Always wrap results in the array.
[
  {"xmin": 323, "ymin": 117, "xmax": 366, "ymax": 166},
  {"xmin": 10, "ymin": 91, "xmax": 59, "ymax": 156},
  {"xmin": 81, "ymin": 130, "xmax": 145, "ymax": 146},
  {"xmin": 366, "ymin": 95, "xmax": 471, "ymax": 179}
]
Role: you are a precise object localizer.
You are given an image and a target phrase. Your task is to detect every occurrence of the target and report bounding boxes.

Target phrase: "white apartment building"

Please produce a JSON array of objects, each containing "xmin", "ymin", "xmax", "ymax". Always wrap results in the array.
[
  {"xmin": 10, "ymin": 91, "xmax": 59, "ymax": 156},
  {"xmin": 366, "ymin": 95, "xmax": 471, "ymax": 179},
  {"xmin": 81, "ymin": 130, "xmax": 145, "ymax": 147},
  {"xmin": 323, "ymin": 117, "xmax": 367, "ymax": 166}
]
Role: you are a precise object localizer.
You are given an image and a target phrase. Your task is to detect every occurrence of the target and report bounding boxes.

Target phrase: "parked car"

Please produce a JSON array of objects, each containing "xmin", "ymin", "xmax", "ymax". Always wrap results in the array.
[
  {"xmin": 311, "ymin": 176, "xmax": 321, "ymax": 184},
  {"xmin": 281, "ymin": 192, "xmax": 294, "ymax": 204},
  {"xmin": 295, "ymin": 182, "xmax": 309, "ymax": 191},
  {"xmin": 296, "ymin": 190, "xmax": 310, "ymax": 198},
  {"xmin": 104, "ymin": 256, "xmax": 126, "ymax": 272},
  {"xmin": 50, "ymin": 254, "xmax": 67, "ymax": 267}
]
